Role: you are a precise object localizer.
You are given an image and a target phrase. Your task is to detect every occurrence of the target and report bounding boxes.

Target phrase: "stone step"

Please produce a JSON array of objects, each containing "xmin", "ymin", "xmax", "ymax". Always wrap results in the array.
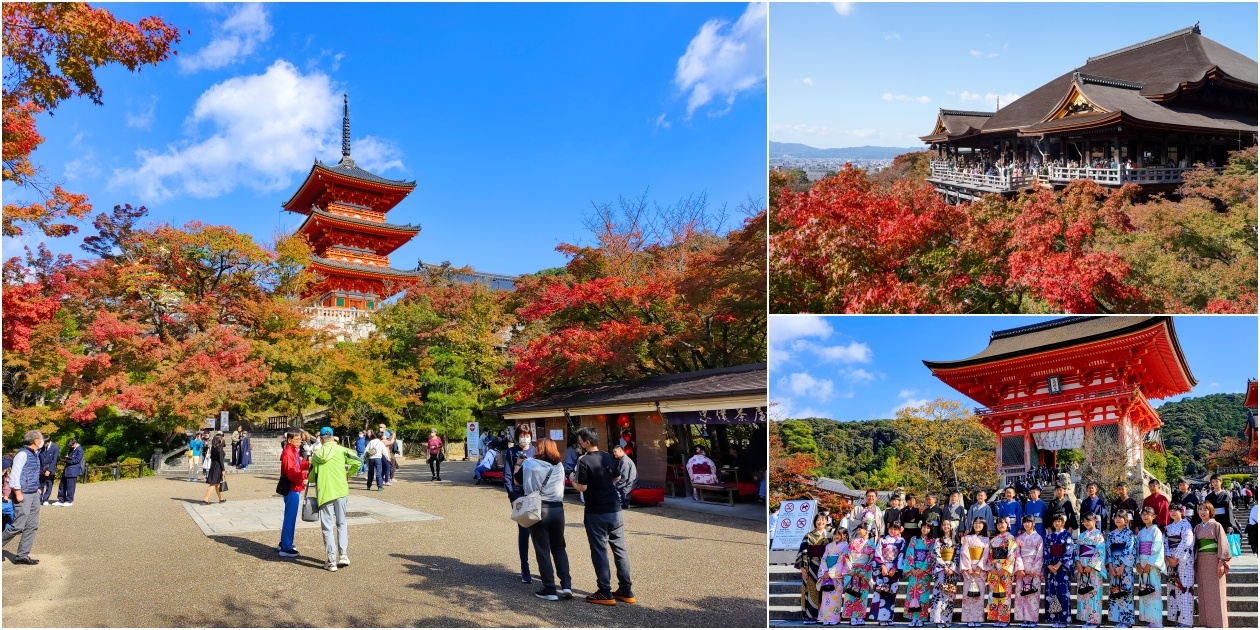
[
  {"xmin": 770, "ymin": 591, "xmax": 1257, "ymax": 612},
  {"xmin": 770, "ymin": 605, "xmax": 1257, "ymax": 626}
]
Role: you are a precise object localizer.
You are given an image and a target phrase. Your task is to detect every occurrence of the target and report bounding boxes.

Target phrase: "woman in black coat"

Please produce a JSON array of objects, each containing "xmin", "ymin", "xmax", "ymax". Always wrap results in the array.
[{"xmin": 201, "ymin": 435, "xmax": 226, "ymax": 504}]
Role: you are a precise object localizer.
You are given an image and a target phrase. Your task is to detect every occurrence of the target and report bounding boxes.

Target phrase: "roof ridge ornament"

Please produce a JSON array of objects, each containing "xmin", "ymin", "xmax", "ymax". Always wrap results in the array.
[
  {"xmin": 340, "ymin": 94, "xmax": 354, "ymax": 166},
  {"xmin": 939, "ymin": 108, "xmax": 996, "ymax": 117},
  {"xmin": 1073, "ymin": 72, "xmax": 1145, "ymax": 90},
  {"xmin": 1086, "ymin": 25, "xmax": 1201, "ymax": 63}
]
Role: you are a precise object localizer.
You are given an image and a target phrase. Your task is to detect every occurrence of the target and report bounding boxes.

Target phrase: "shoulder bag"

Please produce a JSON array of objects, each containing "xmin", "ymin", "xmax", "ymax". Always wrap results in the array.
[
  {"xmin": 219, "ymin": 478, "xmax": 229, "ymax": 492},
  {"xmin": 301, "ymin": 478, "xmax": 319, "ymax": 522},
  {"xmin": 511, "ymin": 463, "xmax": 556, "ymax": 527}
]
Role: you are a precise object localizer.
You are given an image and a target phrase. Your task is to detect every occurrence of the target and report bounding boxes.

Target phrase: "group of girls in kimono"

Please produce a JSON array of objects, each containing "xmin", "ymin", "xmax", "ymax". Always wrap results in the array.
[{"xmin": 797, "ymin": 499, "xmax": 1234, "ymax": 628}]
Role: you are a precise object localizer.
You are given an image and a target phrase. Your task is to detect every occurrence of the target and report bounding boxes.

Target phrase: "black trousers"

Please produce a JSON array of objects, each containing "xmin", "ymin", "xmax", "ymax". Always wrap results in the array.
[
  {"xmin": 38, "ymin": 474, "xmax": 55, "ymax": 504},
  {"xmin": 428, "ymin": 454, "xmax": 441, "ymax": 477},
  {"xmin": 528, "ymin": 502, "xmax": 572, "ymax": 590},
  {"xmin": 507, "ymin": 490, "xmax": 530, "ymax": 574}
]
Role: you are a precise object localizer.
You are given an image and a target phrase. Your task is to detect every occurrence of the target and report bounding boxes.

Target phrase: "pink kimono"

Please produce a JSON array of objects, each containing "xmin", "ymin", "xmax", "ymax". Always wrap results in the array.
[{"xmin": 1013, "ymin": 530, "xmax": 1044, "ymax": 623}]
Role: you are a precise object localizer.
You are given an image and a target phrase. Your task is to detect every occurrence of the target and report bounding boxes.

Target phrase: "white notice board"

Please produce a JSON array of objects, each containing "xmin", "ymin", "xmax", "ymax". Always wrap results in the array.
[{"xmin": 770, "ymin": 499, "xmax": 817, "ymax": 551}]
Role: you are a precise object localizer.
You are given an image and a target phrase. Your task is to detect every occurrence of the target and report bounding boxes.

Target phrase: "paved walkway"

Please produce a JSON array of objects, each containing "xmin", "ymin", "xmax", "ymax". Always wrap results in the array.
[
  {"xmin": 183, "ymin": 495, "xmax": 440, "ymax": 536},
  {"xmin": 1, "ymin": 460, "xmax": 766, "ymax": 627}
]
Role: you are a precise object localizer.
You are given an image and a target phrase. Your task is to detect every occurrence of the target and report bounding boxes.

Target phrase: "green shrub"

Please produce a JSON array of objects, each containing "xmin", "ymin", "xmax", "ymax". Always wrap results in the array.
[
  {"xmin": 1144, "ymin": 448, "xmax": 1167, "ymax": 483},
  {"xmin": 1222, "ymin": 473, "xmax": 1253, "ymax": 487},
  {"xmin": 83, "ymin": 445, "xmax": 108, "ymax": 467},
  {"xmin": 119, "ymin": 457, "xmax": 152, "ymax": 478}
]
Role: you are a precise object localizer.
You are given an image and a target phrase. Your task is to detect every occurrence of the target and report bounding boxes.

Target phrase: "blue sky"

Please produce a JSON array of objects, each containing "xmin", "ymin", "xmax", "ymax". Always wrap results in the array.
[
  {"xmin": 770, "ymin": 315, "xmax": 1259, "ymax": 421},
  {"xmin": 3, "ymin": 2, "xmax": 767, "ymax": 276},
  {"xmin": 770, "ymin": 2, "xmax": 1258, "ymax": 149}
]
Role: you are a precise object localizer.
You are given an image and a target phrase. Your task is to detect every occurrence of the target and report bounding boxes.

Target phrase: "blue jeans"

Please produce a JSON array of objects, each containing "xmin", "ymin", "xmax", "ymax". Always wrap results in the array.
[
  {"xmin": 280, "ymin": 490, "xmax": 300, "ymax": 552},
  {"xmin": 474, "ymin": 463, "xmax": 492, "ymax": 479},
  {"xmin": 366, "ymin": 459, "xmax": 382, "ymax": 489},
  {"xmin": 583, "ymin": 511, "xmax": 632, "ymax": 594}
]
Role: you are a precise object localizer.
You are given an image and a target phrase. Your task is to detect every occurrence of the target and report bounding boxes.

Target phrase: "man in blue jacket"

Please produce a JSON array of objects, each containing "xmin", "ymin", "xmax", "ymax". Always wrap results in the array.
[
  {"xmin": 3, "ymin": 431, "xmax": 46, "ymax": 564},
  {"xmin": 55, "ymin": 439, "xmax": 84, "ymax": 506},
  {"xmin": 994, "ymin": 486, "xmax": 1023, "ymax": 532},
  {"xmin": 37, "ymin": 438, "xmax": 60, "ymax": 505}
]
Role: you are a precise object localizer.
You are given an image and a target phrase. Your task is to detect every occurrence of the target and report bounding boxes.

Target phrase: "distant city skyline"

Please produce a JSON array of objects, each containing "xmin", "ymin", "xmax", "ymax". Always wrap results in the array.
[{"xmin": 770, "ymin": 2, "xmax": 1258, "ymax": 148}]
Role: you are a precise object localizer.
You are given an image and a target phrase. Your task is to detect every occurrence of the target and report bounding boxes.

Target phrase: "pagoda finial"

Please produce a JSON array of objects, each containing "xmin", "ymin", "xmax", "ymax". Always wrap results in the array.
[{"xmin": 341, "ymin": 94, "xmax": 351, "ymax": 159}]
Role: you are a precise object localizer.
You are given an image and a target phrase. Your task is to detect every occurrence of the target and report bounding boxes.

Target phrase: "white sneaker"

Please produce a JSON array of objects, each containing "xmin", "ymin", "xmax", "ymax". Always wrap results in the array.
[
  {"xmin": 59, "ymin": 502, "xmax": 72, "ymax": 507},
  {"xmin": 338, "ymin": 554, "xmax": 350, "ymax": 567},
  {"xmin": 50, "ymin": 501, "xmax": 62, "ymax": 506},
  {"xmin": 326, "ymin": 562, "xmax": 338, "ymax": 572},
  {"xmin": 42, "ymin": 501, "xmax": 50, "ymax": 506}
]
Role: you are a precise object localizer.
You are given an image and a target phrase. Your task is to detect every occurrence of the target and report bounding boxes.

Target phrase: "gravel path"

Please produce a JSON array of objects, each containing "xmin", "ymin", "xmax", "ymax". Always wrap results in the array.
[{"xmin": 1, "ymin": 459, "xmax": 767, "ymax": 627}]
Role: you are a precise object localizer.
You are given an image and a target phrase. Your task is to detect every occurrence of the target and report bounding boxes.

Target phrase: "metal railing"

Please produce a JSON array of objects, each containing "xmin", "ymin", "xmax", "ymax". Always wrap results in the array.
[
  {"xmin": 974, "ymin": 386, "xmax": 1138, "ymax": 416},
  {"xmin": 79, "ymin": 461, "xmax": 152, "ymax": 483}
]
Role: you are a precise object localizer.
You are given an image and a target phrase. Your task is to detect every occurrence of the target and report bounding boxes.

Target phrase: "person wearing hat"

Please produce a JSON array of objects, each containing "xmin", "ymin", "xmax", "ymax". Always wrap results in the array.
[
  {"xmin": 308, "ymin": 426, "xmax": 363, "ymax": 572},
  {"xmin": 1075, "ymin": 512, "xmax": 1107, "ymax": 627},
  {"xmin": 1043, "ymin": 512, "xmax": 1075, "ymax": 627},
  {"xmin": 1163, "ymin": 503, "xmax": 1195, "ymax": 628},
  {"xmin": 1142, "ymin": 479, "xmax": 1170, "ymax": 531}
]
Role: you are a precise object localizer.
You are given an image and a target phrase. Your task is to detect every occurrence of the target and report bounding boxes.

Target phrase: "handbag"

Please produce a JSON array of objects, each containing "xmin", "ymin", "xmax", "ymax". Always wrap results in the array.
[
  {"xmin": 301, "ymin": 482, "xmax": 319, "ymax": 522},
  {"xmin": 219, "ymin": 479, "xmax": 229, "ymax": 492},
  {"xmin": 276, "ymin": 473, "xmax": 292, "ymax": 496},
  {"xmin": 510, "ymin": 463, "xmax": 555, "ymax": 527},
  {"xmin": 1228, "ymin": 532, "xmax": 1243, "ymax": 557}
]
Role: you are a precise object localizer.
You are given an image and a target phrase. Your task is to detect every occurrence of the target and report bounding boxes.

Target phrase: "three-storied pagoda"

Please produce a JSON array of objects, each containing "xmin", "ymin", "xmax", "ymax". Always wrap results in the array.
[
  {"xmin": 921, "ymin": 24, "xmax": 1257, "ymax": 203},
  {"xmin": 283, "ymin": 96, "xmax": 422, "ymax": 312},
  {"xmin": 924, "ymin": 316, "xmax": 1196, "ymax": 487}
]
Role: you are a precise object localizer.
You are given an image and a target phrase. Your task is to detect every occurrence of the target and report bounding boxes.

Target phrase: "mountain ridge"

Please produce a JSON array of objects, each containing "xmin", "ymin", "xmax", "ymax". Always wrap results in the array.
[{"xmin": 770, "ymin": 141, "xmax": 920, "ymax": 160}]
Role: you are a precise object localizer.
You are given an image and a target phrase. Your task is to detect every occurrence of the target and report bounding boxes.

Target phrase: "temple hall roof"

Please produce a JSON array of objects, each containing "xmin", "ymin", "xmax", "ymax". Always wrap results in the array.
[{"xmin": 922, "ymin": 316, "xmax": 1186, "ymax": 370}]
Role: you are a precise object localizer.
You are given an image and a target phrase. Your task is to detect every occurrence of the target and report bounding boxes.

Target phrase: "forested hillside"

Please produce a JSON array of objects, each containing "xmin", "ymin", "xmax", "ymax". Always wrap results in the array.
[{"xmin": 1157, "ymin": 393, "xmax": 1250, "ymax": 477}]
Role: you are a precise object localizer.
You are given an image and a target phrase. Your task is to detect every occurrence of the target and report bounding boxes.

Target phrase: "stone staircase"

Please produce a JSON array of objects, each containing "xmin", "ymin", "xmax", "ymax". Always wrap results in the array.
[
  {"xmin": 156, "ymin": 432, "xmax": 287, "ymax": 475},
  {"xmin": 769, "ymin": 564, "xmax": 1257, "ymax": 626},
  {"xmin": 1233, "ymin": 503, "xmax": 1255, "ymax": 554}
]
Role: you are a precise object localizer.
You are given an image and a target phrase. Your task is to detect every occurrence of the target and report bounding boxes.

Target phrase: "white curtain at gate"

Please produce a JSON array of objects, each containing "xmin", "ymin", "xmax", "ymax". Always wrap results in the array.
[{"xmin": 1032, "ymin": 427, "xmax": 1085, "ymax": 451}]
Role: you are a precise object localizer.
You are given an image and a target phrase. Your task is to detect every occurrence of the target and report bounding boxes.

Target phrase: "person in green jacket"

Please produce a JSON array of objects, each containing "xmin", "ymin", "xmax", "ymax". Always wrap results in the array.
[{"xmin": 309, "ymin": 426, "xmax": 363, "ymax": 572}]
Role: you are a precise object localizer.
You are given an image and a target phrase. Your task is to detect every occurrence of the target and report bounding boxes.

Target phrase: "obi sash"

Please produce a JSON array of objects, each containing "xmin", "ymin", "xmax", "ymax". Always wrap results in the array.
[
  {"xmin": 1110, "ymin": 542, "xmax": 1128, "ymax": 555},
  {"xmin": 968, "ymin": 546, "xmax": 984, "ymax": 561},
  {"xmin": 1030, "ymin": 516, "xmax": 1043, "ymax": 523},
  {"xmin": 914, "ymin": 549, "xmax": 929, "ymax": 563},
  {"xmin": 826, "ymin": 554, "xmax": 840, "ymax": 568},
  {"xmin": 809, "ymin": 544, "xmax": 826, "ymax": 558},
  {"xmin": 1049, "ymin": 543, "xmax": 1066, "ymax": 557},
  {"xmin": 1167, "ymin": 535, "xmax": 1181, "ymax": 549},
  {"xmin": 1196, "ymin": 539, "xmax": 1218, "ymax": 553},
  {"xmin": 1079, "ymin": 544, "xmax": 1097, "ymax": 559},
  {"xmin": 991, "ymin": 546, "xmax": 1010, "ymax": 560},
  {"xmin": 941, "ymin": 547, "xmax": 956, "ymax": 562},
  {"xmin": 1137, "ymin": 541, "xmax": 1153, "ymax": 556},
  {"xmin": 1214, "ymin": 507, "xmax": 1226, "ymax": 515}
]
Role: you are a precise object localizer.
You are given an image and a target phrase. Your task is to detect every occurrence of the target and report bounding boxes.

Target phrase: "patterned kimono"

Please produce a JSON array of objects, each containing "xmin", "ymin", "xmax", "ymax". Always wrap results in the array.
[
  {"xmin": 1106, "ymin": 527, "xmax": 1137, "ymax": 626},
  {"xmin": 986, "ymin": 532, "xmax": 1018, "ymax": 623},
  {"xmin": 1076, "ymin": 527, "xmax": 1107, "ymax": 626},
  {"xmin": 901, "ymin": 535, "xmax": 935, "ymax": 623},
  {"xmin": 818, "ymin": 540, "xmax": 850, "ymax": 624},
  {"xmin": 797, "ymin": 530, "xmax": 829, "ymax": 621},
  {"xmin": 844, "ymin": 538, "xmax": 877, "ymax": 622},
  {"xmin": 871, "ymin": 535, "xmax": 906, "ymax": 623},
  {"xmin": 1135, "ymin": 525, "xmax": 1166, "ymax": 626},
  {"xmin": 959, "ymin": 533, "xmax": 989, "ymax": 624},
  {"xmin": 930, "ymin": 535, "xmax": 960, "ymax": 626},
  {"xmin": 1012, "ymin": 530, "xmax": 1044, "ymax": 623},
  {"xmin": 1163, "ymin": 519, "xmax": 1195, "ymax": 627},
  {"xmin": 1043, "ymin": 528, "xmax": 1075, "ymax": 624}
]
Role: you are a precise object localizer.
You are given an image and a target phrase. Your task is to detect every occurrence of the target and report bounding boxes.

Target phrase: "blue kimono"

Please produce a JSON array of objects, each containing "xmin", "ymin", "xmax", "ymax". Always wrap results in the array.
[
  {"xmin": 238, "ymin": 436, "xmax": 252, "ymax": 469},
  {"xmin": 1081, "ymin": 496, "xmax": 1108, "ymax": 525},
  {"xmin": 995, "ymin": 498, "xmax": 1023, "ymax": 532},
  {"xmin": 1043, "ymin": 528, "xmax": 1075, "ymax": 624},
  {"xmin": 1023, "ymin": 499, "xmax": 1047, "ymax": 538},
  {"xmin": 1107, "ymin": 527, "xmax": 1136, "ymax": 626}
]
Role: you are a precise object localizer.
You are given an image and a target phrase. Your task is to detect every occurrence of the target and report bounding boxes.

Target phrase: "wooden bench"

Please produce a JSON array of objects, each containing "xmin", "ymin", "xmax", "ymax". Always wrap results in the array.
[{"xmin": 693, "ymin": 483, "xmax": 738, "ymax": 506}]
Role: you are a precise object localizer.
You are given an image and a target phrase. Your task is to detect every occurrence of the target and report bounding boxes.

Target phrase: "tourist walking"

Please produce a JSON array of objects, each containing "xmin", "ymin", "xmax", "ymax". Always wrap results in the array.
[
  {"xmin": 202, "ymin": 435, "xmax": 226, "ymax": 504},
  {"xmin": 380, "ymin": 431, "xmax": 395, "ymax": 485},
  {"xmin": 1193, "ymin": 501, "xmax": 1233, "ymax": 627},
  {"xmin": 522, "ymin": 437, "xmax": 572, "ymax": 601},
  {"xmin": 844, "ymin": 524, "xmax": 876, "ymax": 625},
  {"xmin": 277, "ymin": 430, "xmax": 310, "ymax": 558},
  {"xmin": 797, "ymin": 512, "xmax": 829, "ymax": 622},
  {"xmin": 985, "ymin": 518, "xmax": 1017, "ymax": 626},
  {"xmin": 929, "ymin": 519, "xmax": 960, "ymax": 627},
  {"xmin": 959, "ymin": 518, "xmax": 989, "ymax": 627},
  {"xmin": 902, "ymin": 521, "xmax": 935, "ymax": 627},
  {"xmin": 309, "ymin": 426, "xmax": 362, "ymax": 572},
  {"xmin": 1164, "ymin": 504, "xmax": 1195, "ymax": 628},
  {"xmin": 1135, "ymin": 507, "xmax": 1166, "ymax": 627},
  {"xmin": 611, "ymin": 445, "xmax": 637, "ymax": 509},
  {"xmin": 1012, "ymin": 516, "xmax": 1043, "ymax": 627},
  {"xmin": 364, "ymin": 431, "xmax": 385, "ymax": 491},
  {"xmin": 818, "ymin": 527, "xmax": 849, "ymax": 625},
  {"xmin": 1043, "ymin": 513, "xmax": 1075, "ymax": 627},
  {"xmin": 505, "ymin": 424, "xmax": 536, "ymax": 583},
  {"xmin": 55, "ymin": 438, "xmax": 83, "ymax": 506},
  {"xmin": 3, "ymin": 431, "xmax": 45, "ymax": 564},
  {"xmin": 426, "ymin": 428, "xmax": 444, "ymax": 481},
  {"xmin": 188, "ymin": 433, "xmax": 204, "ymax": 482},
  {"xmin": 1107, "ymin": 511, "xmax": 1137, "ymax": 627},
  {"xmin": 37, "ymin": 437, "xmax": 59, "ymax": 505},
  {"xmin": 570, "ymin": 426, "xmax": 634, "ymax": 606},
  {"xmin": 1076, "ymin": 512, "xmax": 1107, "ymax": 628}
]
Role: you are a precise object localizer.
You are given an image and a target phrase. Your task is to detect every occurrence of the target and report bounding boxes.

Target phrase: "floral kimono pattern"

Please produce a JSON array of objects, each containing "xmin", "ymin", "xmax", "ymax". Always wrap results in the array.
[
  {"xmin": 1076, "ymin": 528, "xmax": 1107, "ymax": 626},
  {"xmin": 1135, "ymin": 525, "xmax": 1166, "ymax": 627},
  {"xmin": 1043, "ymin": 529, "xmax": 1075, "ymax": 624},
  {"xmin": 797, "ymin": 530, "xmax": 829, "ymax": 621},
  {"xmin": 818, "ymin": 540, "xmax": 850, "ymax": 624},
  {"xmin": 959, "ymin": 534, "xmax": 989, "ymax": 624},
  {"xmin": 986, "ymin": 532, "xmax": 1018, "ymax": 623},
  {"xmin": 1012, "ymin": 531, "xmax": 1044, "ymax": 623},
  {"xmin": 844, "ymin": 538, "xmax": 877, "ymax": 622},
  {"xmin": 901, "ymin": 536, "xmax": 935, "ymax": 623},
  {"xmin": 871, "ymin": 535, "xmax": 905, "ymax": 623},
  {"xmin": 931, "ymin": 536, "xmax": 960, "ymax": 626},
  {"xmin": 1106, "ymin": 527, "xmax": 1137, "ymax": 626},
  {"xmin": 1163, "ymin": 519, "xmax": 1195, "ymax": 627}
]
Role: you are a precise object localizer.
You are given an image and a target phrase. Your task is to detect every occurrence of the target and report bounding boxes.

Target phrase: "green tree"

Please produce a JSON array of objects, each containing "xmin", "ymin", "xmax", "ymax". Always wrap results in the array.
[
  {"xmin": 779, "ymin": 420, "xmax": 818, "ymax": 453},
  {"xmin": 1165, "ymin": 453, "xmax": 1184, "ymax": 484}
]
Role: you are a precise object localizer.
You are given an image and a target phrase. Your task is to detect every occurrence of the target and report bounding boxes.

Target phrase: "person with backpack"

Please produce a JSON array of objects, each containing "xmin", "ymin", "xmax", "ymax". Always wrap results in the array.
[
  {"xmin": 364, "ymin": 431, "xmax": 386, "ymax": 492},
  {"xmin": 381, "ymin": 431, "xmax": 396, "ymax": 486},
  {"xmin": 426, "ymin": 428, "xmax": 444, "ymax": 482},
  {"xmin": 277, "ymin": 430, "xmax": 310, "ymax": 558}
]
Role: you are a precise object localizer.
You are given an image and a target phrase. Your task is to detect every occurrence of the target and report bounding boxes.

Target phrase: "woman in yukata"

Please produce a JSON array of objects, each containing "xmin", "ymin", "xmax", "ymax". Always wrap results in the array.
[
  {"xmin": 1107, "ymin": 510, "xmax": 1138, "ymax": 628},
  {"xmin": 902, "ymin": 521, "xmax": 936, "ymax": 627},
  {"xmin": 986, "ymin": 518, "xmax": 1018, "ymax": 627},
  {"xmin": 844, "ymin": 524, "xmax": 877, "ymax": 626},
  {"xmin": 959, "ymin": 518, "xmax": 990, "ymax": 628},
  {"xmin": 1012, "ymin": 515, "xmax": 1044, "ymax": 627},
  {"xmin": 817, "ymin": 527, "xmax": 850, "ymax": 626},
  {"xmin": 1193, "ymin": 501, "xmax": 1233, "ymax": 628},
  {"xmin": 930, "ymin": 519, "xmax": 960, "ymax": 628},
  {"xmin": 1042, "ymin": 512, "xmax": 1075, "ymax": 628},
  {"xmin": 1076, "ymin": 512, "xmax": 1107, "ymax": 628},
  {"xmin": 797, "ymin": 513, "xmax": 830, "ymax": 623},
  {"xmin": 1162, "ymin": 503, "xmax": 1196, "ymax": 628},
  {"xmin": 1135, "ymin": 506, "xmax": 1166, "ymax": 627}
]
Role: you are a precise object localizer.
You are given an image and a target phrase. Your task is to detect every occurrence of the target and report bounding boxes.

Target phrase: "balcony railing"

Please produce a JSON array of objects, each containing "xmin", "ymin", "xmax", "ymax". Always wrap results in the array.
[
  {"xmin": 933, "ymin": 161, "xmax": 1223, "ymax": 190},
  {"xmin": 929, "ymin": 161, "xmax": 1030, "ymax": 191},
  {"xmin": 974, "ymin": 386, "xmax": 1138, "ymax": 416},
  {"xmin": 302, "ymin": 306, "xmax": 370, "ymax": 321}
]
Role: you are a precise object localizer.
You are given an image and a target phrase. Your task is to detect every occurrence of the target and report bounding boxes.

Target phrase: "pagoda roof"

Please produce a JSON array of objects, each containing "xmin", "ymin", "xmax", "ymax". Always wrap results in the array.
[
  {"xmin": 297, "ymin": 206, "xmax": 421, "ymax": 235},
  {"xmin": 1245, "ymin": 378, "xmax": 1257, "ymax": 409},
  {"xmin": 309, "ymin": 255, "xmax": 424, "ymax": 279},
  {"xmin": 313, "ymin": 157, "xmax": 415, "ymax": 188},
  {"xmin": 281, "ymin": 157, "xmax": 416, "ymax": 212},
  {"xmin": 938, "ymin": 25, "xmax": 1257, "ymax": 138}
]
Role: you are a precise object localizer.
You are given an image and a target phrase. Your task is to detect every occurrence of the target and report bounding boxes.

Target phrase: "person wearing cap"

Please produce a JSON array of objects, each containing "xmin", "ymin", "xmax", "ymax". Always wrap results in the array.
[
  {"xmin": 684, "ymin": 446, "xmax": 719, "ymax": 500},
  {"xmin": 1043, "ymin": 512, "xmax": 1075, "ymax": 627},
  {"xmin": 1075, "ymin": 512, "xmax": 1107, "ymax": 627},
  {"xmin": 277, "ymin": 430, "xmax": 310, "ymax": 557},
  {"xmin": 1134, "ymin": 506, "xmax": 1166, "ymax": 627},
  {"xmin": 1046, "ymin": 484, "xmax": 1078, "ymax": 534},
  {"xmin": 1012, "ymin": 515, "xmax": 1043, "ymax": 627},
  {"xmin": 1142, "ymin": 479, "xmax": 1170, "ymax": 531},
  {"xmin": 308, "ymin": 426, "xmax": 363, "ymax": 572},
  {"xmin": 1106, "ymin": 510, "xmax": 1137, "ymax": 627},
  {"xmin": 871, "ymin": 521, "xmax": 905, "ymax": 626},
  {"xmin": 3, "ymin": 431, "xmax": 46, "ymax": 564},
  {"xmin": 1163, "ymin": 503, "xmax": 1195, "ymax": 628}
]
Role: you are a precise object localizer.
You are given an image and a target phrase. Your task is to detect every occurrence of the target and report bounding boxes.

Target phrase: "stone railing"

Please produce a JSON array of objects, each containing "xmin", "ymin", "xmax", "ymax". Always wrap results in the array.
[
  {"xmin": 929, "ymin": 161, "xmax": 1031, "ymax": 191},
  {"xmin": 302, "ymin": 306, "xmax": 370, "ymax": 321}
]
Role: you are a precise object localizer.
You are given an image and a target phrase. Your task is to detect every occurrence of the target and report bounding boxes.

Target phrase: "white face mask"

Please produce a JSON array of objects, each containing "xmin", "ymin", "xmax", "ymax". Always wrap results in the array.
[{"xmin": 518, "ymin": 438, "xmax": 532, "ymax": 449}]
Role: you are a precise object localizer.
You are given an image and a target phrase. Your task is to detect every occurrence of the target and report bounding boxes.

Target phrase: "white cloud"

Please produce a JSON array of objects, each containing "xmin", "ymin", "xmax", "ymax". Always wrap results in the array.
[
  {"xmin": 179, "ymin": 4, "xmax": 272, "ymax": 73},
  {"xmin": 126, "ymin": 97, "xmax": 158, "ymax": 130},
  {"xmin": 674, "ymin": 2, "xmax": 766, "ymax": 118},
  {"xmin": 1209, "ymin": 382, "xmax": 1220, "ymax": 388},
  {"xmin": 802, "ymin": 77, "xmax": 813, "ymax": 86},
  {"xmin": 883, "ymin": 93, "xmax": 932, "ymax": 104},
  {"xmin": 897, "ymin": 389, "xmax": 918, "ymax": 399},
  {"xmin": 654, "ymin": 113, "xmax": 671, "ymax": 129},
  {"xmin": 893, "ymin": 398, "xmax": 931, "ymax": 415},
  {"xmin": 770, "ymin": 315, "xmax": 833, "ymax": 343},
  {"xmin": 956, "ymin": 91, "xmax": 1021, "ymax": 108},
  {"xmin": 111, "ymin": 60, "xmax": 405, "ymax": 203},
  {"xmin": 969, "ymin": 50, "xmax": 983, "ymax": 58},
  {"xmin": 832, "ymin": 2, "xmax": 855, "ymax": 16},
  {"xmin": 791, "ymin": 339, "xmax": 873, "ymax": 364},
  {"xmin": 843, "ymin": 368, "xmax": 876, "ymax": 383},
  {"xmin": 784, "ymin": 373, "xmax": 835, "ymax": 402},
  {"xmin": 885, "ymin": 32, "xmax": 901, "ymax": 41}
]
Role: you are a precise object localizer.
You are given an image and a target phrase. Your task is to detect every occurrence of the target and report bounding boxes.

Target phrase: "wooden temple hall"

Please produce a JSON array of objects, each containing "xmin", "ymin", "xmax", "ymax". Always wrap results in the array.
[
  {"xmin": 924, "ymin": 317, "xmax": 1195, "ymax": 488},
  {"xmin": 921, "ymin": 25, "xmax": 1256, "ymax": 203}
]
